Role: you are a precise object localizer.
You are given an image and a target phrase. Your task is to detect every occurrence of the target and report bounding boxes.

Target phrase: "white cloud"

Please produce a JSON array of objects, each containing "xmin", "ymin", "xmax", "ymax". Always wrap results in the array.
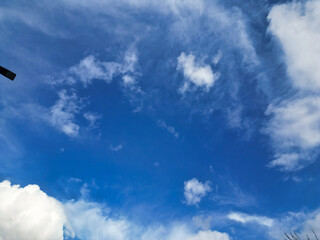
[
  {"xmin": 212, "ymin": 50, "xmax": 223, "ymax": 65},
  {"xmin": 177, "ymin": 53, "xmax": 219, "ymax": 93},
  {"xmin": 61, "ymin": 49, "xmax": 138, "ymax": 88},
  {"xmin": 265, "ymin": 96, "xmax": 320, "ymax": 171},
  {"xmin": 265, "ymin": 0, "xmax": 320, "ymax": 171},
  {"xmin": 186, "ymin": 230, "xmax": 229, "ymax": 240},
  {"xmin": 157, "ymin": 120, "xmax": 179, "ymax": 138},
  {"xmin": 41, "ymin": 49, "xmax": 140, "ymax": 137},
  {"xmin": 122, "ymin": 50, "xmax": 138, "ymax": 74},
  {"xmin": 0, "ymin": 180, "xmax": 230, "ymax": 240},
  {"xmin": 192, "ymin": 215, "xmax": 212, "ymax": 230},
  {"xmin": 226, "ymin": 209, "xmax": 320, "ymax": 239},
  {"xmin": 0, "ymin": 180, "xmax": 67, "ymax": 240},
  {"xmin": 141, "ymin": 224, "xmax": 229, "ymax": 240},
  {"xmin": 184, "ymin": 178, "xmax": 211, "ymax": 205},
  {"xmin": 122, "ymin": 75, "xmax": 136, "ymax": 86},
  {"xmin": 64, "ymin": 200, "xmax": 129, "ymax": 240},
  {"xmin": 47, "ymin": 90, "xmax": 81, "ymax": 137},
  {"xmin": 228, "ymin": 212, "xmax": 274, "ymax": 227},
  {"xmin": 268, "ymin": 0, "xmax": 320, "ymax": 91},
  {"xmin": 69, "ymin": 55, "xmax": 121, "ymax": 87}
]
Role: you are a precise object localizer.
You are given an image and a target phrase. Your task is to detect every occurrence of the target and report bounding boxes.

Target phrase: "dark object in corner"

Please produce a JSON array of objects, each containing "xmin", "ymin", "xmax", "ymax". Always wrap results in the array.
[{"xmin": 0, "ymin": 66, "xmax": 16, "ymax": 81}]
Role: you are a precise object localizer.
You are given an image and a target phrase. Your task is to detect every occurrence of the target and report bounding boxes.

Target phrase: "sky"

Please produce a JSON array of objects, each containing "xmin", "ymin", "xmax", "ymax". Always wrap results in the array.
[{"xmin": 1, "ymin": 0, "xmax": 320, "ymax": 239}]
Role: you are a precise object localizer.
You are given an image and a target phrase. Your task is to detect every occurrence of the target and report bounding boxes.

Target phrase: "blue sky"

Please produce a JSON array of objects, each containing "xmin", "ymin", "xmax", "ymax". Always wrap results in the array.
[{"xmin": 1, "ymin": 0, "xmax": 320, "ymax": 239}]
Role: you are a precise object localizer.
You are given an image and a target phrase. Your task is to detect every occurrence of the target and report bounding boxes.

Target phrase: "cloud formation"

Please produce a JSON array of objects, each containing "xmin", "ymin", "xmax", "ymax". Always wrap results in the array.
[
  {"xmin": 268, "ymin": 1, "xmax": 320, "ymax": 91},
  {"xmin": 228, "ymin": 212, "xmax": 274, "ymax": 227},
  {"xmin": 266, "ymin": 0, "xmax": 320, "ymax": 171},
  {"xmin": 68, "ymin": 50, "xmax": 138, "ymax": 87},
  {"xmin": 184, "ymin": 178, "xmax": 211, "ymax": 205},
  {"xmin": 65, "ymin": 200, "xmax": 129, "ymax": 240},
  {"xmin": 265, "ymin": 96, "xmax": 320, "ymax": 171},
  {"xmin": 0, "ymin": 180, "xmax": 230, "ymax": 240},
  {"xmin": 48, "ymin": 90, "xmax": 82, "ymax": 137},
  {"xmin": 0, "ymin": 180, "xmax": 67, "ymax": 240},
  {"xmin": 157, "ymin": 120, "xmax": 179, "ymax": 138},
  {"xmin": 177, "ymin": 53, "xmax": 219, "ymax": 93},
  {"xmin": 69, "ymin": 56, "xmax": 121, "ymax": 87}
]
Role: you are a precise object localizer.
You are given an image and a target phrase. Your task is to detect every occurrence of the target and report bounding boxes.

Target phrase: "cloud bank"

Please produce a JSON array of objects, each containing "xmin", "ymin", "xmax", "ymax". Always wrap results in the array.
[
  {"xmin": 266, "ymin": 0, "xmax": 320, "ymax": 171},
  {"xmin": 0, "ymin": 180, "xmax": 229, "ymax": 240}
]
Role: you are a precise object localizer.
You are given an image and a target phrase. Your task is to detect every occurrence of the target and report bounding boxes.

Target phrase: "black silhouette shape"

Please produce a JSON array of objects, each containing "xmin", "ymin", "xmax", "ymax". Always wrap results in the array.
[{"xmin": 0, "ymin": 66, "xmax": 16, "ymax": 81}]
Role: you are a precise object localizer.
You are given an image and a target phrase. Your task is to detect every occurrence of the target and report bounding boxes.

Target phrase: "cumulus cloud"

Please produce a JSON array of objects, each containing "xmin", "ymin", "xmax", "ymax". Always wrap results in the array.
[
  {"xmin": 228, "ymin": 212, "xmax": 274, "ymax": 227},
  {"xmin": 268, "ymin": 0, "xmax": 320, "ymax": 91},
  {"xmin": 177, "ymin": 53, "xmax": 219, "ymax": 93},
  {"xmin": 0, "ymin": 180, "xmax": 230, "ymax": 240},
  {"xmin": 0, "ymin": 180, "xmax": 67, "ymax": 240},
  {"xmin": 184, "ymin": 178, "xmax": 211, "ymax": 205}
]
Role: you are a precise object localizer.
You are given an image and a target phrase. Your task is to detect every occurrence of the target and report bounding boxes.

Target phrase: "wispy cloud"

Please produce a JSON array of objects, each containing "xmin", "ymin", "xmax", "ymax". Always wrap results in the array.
[
  {"xmin": 83, "ymin": 112, "xmax": 101, "ymax": 129},
  {"xmin": 228, "ymin": 212, "xmax": 274, "ymax": 227},
  {"xmin": 109, "ymin": 144, "xmax": 123, "ymax": 152},
  {"xmin": 43, "ymin": 49, "xmax": 140, "ymax": 136},
  {"xmin": 47, "ymin": 89, "xmax": 82, "ymax": 137},
  {"xmin": 69, "ymin": 55, "xmax": 121, "ymax": 87},
  {"xmin": 157, "ymin": 120, "xmax": 179, "ymax": 138},
  {"xmin": 265, "ymin": 96, "xmax": 320, "ymax": 171}
]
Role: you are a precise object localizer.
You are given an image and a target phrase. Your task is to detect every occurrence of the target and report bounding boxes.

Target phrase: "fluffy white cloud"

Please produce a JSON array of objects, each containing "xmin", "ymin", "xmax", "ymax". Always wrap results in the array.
[
  {"xmin": 228, "ymin": 212, "xmax": 274, "ymax": 227},
  {"xmin": 48, "ymin": 90, "xmax": 81, "ymax": 137},
  {"xmin": 177, "ymin": 53, "xmax": 219, "ymax": 93},
  {"xmin": 184, "ymin": 178, "xmax": 211, "ymax": 205},
  {"xmin": 0, "ymin": 180, "xmax": 67, "ymax": 240},
  {"xmin": 268, "ymin": 0, "xmax": 320, "ymax": 91},
  {"xmin": 0, "ymin": 180, "xmax": 229, "ymax": 240}
]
